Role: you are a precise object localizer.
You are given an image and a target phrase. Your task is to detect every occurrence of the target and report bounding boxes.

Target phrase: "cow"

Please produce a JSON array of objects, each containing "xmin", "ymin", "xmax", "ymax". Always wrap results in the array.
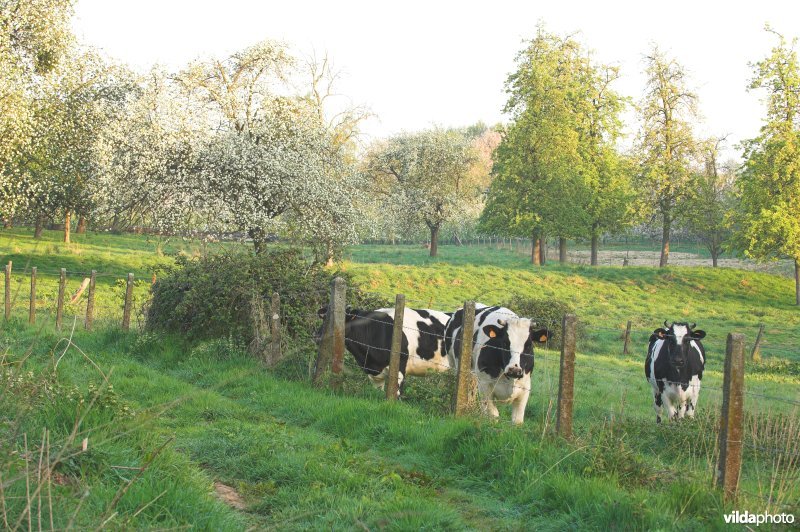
[
  {"xmin": 316, "ymin": 306, "xmax": 451, "ymax": 395},
  {"xmin": 645, "ymin": 321, "xmax": 707, "ymax": 423},
  {"xmin": 443, "ymin": 304, "xmax": 550, "ymax": 425}
]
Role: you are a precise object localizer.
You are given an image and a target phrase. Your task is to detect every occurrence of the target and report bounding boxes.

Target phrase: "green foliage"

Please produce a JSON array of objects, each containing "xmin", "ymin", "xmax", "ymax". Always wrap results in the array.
[
  {"xmin": 737, "ymin": 28, "xmax": 800, "ymax": 304},
  {"xmin": 500, "ymin": 294, "xmax": 574, "ymax": 345},
  {"xmin": 146, "ymin": 248, "xmax": 332, "ymax": 343}
]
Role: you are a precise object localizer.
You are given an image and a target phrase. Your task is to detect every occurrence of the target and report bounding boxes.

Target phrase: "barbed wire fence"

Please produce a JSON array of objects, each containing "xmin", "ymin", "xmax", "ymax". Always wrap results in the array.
[
  {"xmin": 2, "ymin": 262, "xmax": 798, "ymax": 508},
  {"xmin": 306, "ymin": 276, "xmax": 799, "ymax": 506}
]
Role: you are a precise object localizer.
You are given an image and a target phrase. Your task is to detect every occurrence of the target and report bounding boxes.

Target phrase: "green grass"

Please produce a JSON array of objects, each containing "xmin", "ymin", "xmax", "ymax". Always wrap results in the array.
[
  {"xmin": 1, "ymin": 229, "xmax": 799, "ymax": 529},
  {"xmin": 4, "ymin": 326, "xmax": 796, "ymax": 530}
]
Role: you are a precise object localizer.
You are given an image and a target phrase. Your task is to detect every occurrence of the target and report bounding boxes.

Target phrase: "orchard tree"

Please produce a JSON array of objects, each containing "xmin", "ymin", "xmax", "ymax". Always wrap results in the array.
[
  {"xmin": 20, "ymin": 46, "xmax": 129, "ymax": 242},
  {"xmin": 92, "ymin": 67, "xmax": 205, "ymax": 236},
  {"xmin": 636, "ymin": 46, "xmax": 700, "ymax": 267},
  {"xmin": 737, "ymin": 29, "xmax": 800, "ymax": 304},
  {"xmin": 682, "ymin": 138, "xmax": 736, "ymax": 267},
  {"xmin": 0, "ymin": 0, "xmax": 74, "ymax": 223},
  {"xmin": 366, "ymin": 128, "xmax": 477, "ymax": 257}
]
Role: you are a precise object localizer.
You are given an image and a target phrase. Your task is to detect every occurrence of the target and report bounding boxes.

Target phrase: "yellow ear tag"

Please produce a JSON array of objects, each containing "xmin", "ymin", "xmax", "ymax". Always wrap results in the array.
[
  {"xmin": 539, "ymin": 335, "xmax": 548, "ymax": 342},
  {"xmin": 488, "ymin": 329, "xmax": 496, "ymax": 338}
]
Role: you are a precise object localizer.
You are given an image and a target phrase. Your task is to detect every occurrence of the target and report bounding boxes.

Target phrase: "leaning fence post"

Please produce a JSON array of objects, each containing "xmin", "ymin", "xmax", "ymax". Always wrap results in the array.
[
  {"xmin": 556, "ymin": 314, "xmax": 577, "ymax": 439},
  {"xmin": 4, "ymin": 261, "xmax": 10, "ymax": 321},
  {"xmin": 121, "ymin": 273, "xmax": 133, "ymax": 331},
  {"xmin": 452, "ymin": 301, "xmax": 477, "ymax": 416},
  {"xmin": 622, "ymin": 320, "xmax": 632, "ymax": 356},
  {"xmin": 385, "ymin": 294, "xmax": 406, "ymax": 400},
  {"xmin": 313, "ymin": 276, "xmax": 346, "ymax": 386},
  {"xmin": 269, "ymin": 292, "xmax": 282, "ymax": 366},
  {"xmin": 716, "ymin": 332, "xmax": 745, "ymax": 502},
  {"xmin": 85, "ymin": 270, "xmax": 96, "ymax": 330},
  {"xmin": 750, "ymin": 323, "xmax": 764, "ymax": 362},
  {"xmin": 56, "ymin": 268, "xmax": 66, "ymax": 331},
  {"xmin": 29, "ymin": 267, "xmax": 36, "ymax": 324}
]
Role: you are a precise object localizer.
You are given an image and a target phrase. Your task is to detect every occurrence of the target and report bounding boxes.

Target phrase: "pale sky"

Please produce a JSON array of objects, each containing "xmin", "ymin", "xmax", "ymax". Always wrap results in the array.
[{"xmin": 72, "ymin": 0, "xmax": 800, "ymax": 160}]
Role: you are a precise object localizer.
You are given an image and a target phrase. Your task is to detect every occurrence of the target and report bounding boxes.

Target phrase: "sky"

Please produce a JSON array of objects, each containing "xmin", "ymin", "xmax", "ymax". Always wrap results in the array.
[{"xmin": 72, "ymin": 0, "xmax": 800, "ymax": 160}]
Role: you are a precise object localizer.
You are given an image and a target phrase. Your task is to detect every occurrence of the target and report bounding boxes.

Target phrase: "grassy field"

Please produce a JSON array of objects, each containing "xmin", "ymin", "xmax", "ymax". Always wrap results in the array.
[{"xmin": 1, "ymin": 229, "xmax": 799, "ymax": 529}]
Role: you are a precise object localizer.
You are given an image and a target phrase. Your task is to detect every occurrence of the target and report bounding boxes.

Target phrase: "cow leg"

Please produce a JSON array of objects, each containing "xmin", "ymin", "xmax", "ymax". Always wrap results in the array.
[
  {"xmin": 653, "ymin": 392, "xmax": 663, "ymax": 424},
  {"xmin": 483, "ymin": 397, "xmax": 500, "ymax": 420},
  {"xmin": 676, "ymin": 399, "xmax": 687, "ymax": 420},
  {"xmin": 661, "ymin": 393, "xmax": 678, "ymax": 421},
  {"xmin": 395, "ymin": 371, "xmax": 405, "ymax": 398},
  {"xmin": 511, "ymin": 389, "xmax": 530, "ymax": 425}
]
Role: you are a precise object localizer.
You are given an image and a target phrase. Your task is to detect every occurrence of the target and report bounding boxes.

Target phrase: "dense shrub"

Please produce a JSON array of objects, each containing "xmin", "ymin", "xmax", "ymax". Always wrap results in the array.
[
  {"xmin": 146, "ymin": 249, "xmax": 390, "ymax": 349},
  {"xmin": 499, "ymin": 294, "xmax": 575, "ymax": 347}
]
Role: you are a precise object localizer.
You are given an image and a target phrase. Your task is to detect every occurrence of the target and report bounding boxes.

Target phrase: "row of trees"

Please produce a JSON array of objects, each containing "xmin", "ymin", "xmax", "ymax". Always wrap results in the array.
[
  {"xmin": 0, "ymin": 3, "xmax": 797, "ymax": 302},
  {"xmin": 478, "ymin": 25, "xmax": 799, "ymax": 304}
]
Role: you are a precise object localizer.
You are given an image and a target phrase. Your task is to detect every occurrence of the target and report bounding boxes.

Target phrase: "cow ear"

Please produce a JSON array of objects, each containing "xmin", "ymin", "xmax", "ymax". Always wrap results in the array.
[
  {"xmin": 317, "ymin": 307, "xmax": 328, "ymax": 319},
  {"xmin": 691, "ymin": 329, "xmax": 706, "ymax": 340},
  {"xmin": 654, "ymin": 328, "xmax": 668, "ymax": 338},
  {"xmin": 483, "ymin": 324, "xmax": 500, "ymax": 338},
  {"xmin": 531, "ymin": 328, "xmax": 549, "ymax": 344}
]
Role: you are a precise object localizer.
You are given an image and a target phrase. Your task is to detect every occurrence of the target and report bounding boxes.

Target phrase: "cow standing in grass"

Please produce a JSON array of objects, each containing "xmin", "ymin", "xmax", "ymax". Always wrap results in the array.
[
  {"xmin": 645, "ymin": 321, "xmax": 707, "ymax": 423},
  {"xmin": 444, "ymin": 304, "xmax": 549, "ymax": 425},
  {"xmin": 316, "ymin": 306, "xmax": 451, "ymax": 395}
]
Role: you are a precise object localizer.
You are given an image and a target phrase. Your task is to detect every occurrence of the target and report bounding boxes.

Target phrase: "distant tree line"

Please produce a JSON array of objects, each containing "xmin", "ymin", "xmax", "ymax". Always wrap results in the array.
[{"xmin": 0, "ymin": 3, "xmax": 798, "ymax": 303}]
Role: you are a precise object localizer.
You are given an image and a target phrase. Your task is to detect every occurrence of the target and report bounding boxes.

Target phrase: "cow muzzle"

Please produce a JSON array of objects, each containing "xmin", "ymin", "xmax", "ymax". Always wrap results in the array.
[{"xmin": 505, "ymin": 366, "xmax": 524, "ymax": 379}]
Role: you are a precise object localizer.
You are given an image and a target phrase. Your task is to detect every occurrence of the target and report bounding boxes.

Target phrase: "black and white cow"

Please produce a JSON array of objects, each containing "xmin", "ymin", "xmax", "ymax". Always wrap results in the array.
[
  {"xmin": 444, "ymin": 304, "xmax": 549, "ymax": 425},
  {"xmin": 317, "ymin": 306, "xmax": 451, "ymax": 394},
  {"xmin": 645, "ymin": 321, "xmax": 707, "ymax": 423}
]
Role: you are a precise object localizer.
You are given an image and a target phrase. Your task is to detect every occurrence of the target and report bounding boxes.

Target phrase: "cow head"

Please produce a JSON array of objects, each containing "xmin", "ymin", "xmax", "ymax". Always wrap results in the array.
[
  {"xmin": 481, "ymin": 318, "xmax": 550, "ymax": 379},
  {"xmin": 314, "ymin": 305, "xmax": 360, "ymax": 344},
  {"xmin": 652, "ymin": 321, "xmax": 706, "ymax": 368}
]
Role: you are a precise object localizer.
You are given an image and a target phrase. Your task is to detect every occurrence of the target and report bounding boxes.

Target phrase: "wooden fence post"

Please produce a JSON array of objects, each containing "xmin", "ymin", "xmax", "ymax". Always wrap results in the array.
[
  {"xmin": 750, "ymin": 323, "xmax": 764, "ymax": 362},
  {"xmin": 556, "ymin": 314, "xmax": 577, "ymax": 439},
  {"xmin": 716, "ymin": 332, "xmax": 745, "ymax": 502},
  {"xmin": 56, "ymin": 268, "xmax": 66, "ymax": 331},
  {"xmin": 29, "ymin": 267, "xmax": 36, "ymax": 324},
  {"xmin": 269, "ymin": 292, "xmax": 282, "ymax": 366},
  {"xmin": 452, "ymin": 301, "xmax": 477, "ymax": 416},
  {"xmin": 4, "ymin": 261, "xmax": 10, "ymax": 321},
  {"xmin": 121, "ymin": 273, "xmax": 133, "ymax": 331},
  {"xmin": 313, "ymin": 277, "xmax": 346, "ymax": 386},
  {"xmin": 622, "ymin": 320, "xmax": 632, "ymax": 355},
  {"xmin": 85, "ymin": 270, "xmax": 96, "ymax": 330},
  {"xmin": 385, "ymin": 294, "xmax": 406, "ymax": 400}
]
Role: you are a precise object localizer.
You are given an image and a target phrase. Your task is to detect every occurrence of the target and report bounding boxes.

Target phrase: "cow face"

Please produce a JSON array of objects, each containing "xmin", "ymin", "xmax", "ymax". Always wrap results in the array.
[
  {"xmin": 653, "ymin": 321, "xmax": 706, "ymax": 368},
  {"xmin": 481, "ymin": 318, "xmax": 549, "ymax": 379}
]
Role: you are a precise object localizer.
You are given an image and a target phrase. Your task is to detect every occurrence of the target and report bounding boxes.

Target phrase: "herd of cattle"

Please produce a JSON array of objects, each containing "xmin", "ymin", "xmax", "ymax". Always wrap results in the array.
[{"xmin": 317, "ymin": 304, "xmax": 707, "ymax": 425}]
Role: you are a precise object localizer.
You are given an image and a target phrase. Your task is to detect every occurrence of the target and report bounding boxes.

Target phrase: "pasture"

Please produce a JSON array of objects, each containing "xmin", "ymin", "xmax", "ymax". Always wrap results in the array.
[{"xmin": 1, "ymin": 229, "xmax": 798, "ymax": 529}]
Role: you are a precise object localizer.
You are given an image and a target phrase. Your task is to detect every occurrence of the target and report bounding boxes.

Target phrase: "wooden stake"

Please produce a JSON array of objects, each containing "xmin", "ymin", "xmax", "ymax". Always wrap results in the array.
[
  {"xmin": 85, "ymin": 271, "xmax": 96, "ymax": 330},
  {"xmin": 716, "ymin": 333, "xmax": 745, "ymax": 502},
  {"xmin": 452, "ymin": 301, "xmax": 477, "ymax": 416},
  {"xmin": 556, "ymin": 314, "xmax": 577, "ymax": 439},
  {"xmin": 56, "ymin": 268, "xmax": 66, "ymax": 331},
  {"xmin": 269, "ymin": 292, "xmax": 282, "ymax": 366},
  {"xmin": 29, "ymin": 267, "xmax": 36, "ymax": 324},
  {"xmin": 750, "ymin": 323, "xmax": 764, "ymax": 362},
  {"xmin": 385, "ymin": 294, "xmax": 406, "ymax": 400},
  {"xmin": 122, "ymin": 273, "xmax": 133, "ymax": 330},
  {"xmin": 4, "ymin": 261, "xmax": 10, "ymax": 321},
  {"xmin": 622, "ymin": 320, "xmax": 632, "ymax": 355}
]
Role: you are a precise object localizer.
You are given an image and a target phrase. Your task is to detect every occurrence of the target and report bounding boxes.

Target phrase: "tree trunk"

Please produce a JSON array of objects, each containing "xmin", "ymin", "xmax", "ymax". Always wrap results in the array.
[
  {"xmin": 559, "ymin": 237, "xmax": 567, "ymax": 264},
  {"xmin": 539, "ymin": 237, "xmax": 547, "ymax": 266},
  {"xmin": 325, "ymin": 243, "xmax": 335, "ymax": 267},
  {"xmin": 2, "ymin": 217, "xmax": 11, "ymax": 228},
  {"xmin": 34, "ymin": 213, "xmax": 45, "ymax": 239},
  {"xmin": 64, "ymin": 211, "xmax": 71, "ymax": 244},
  {"xmin": 795, "ymin": 259, "xmax": 799, "ymax": 306},
  {"xmin": 711, "ymin": 250, "xmax": 719, "ymax": 268},
  {"xmin": 659, "ymin": 212, "xmax": 671, "ymax": 267},
  {"xmin": 248, "ymin": 227, "xmax": 267, "ymax": 254},
  {"xmin": 531, "ymin": 230, "xmax": 541, "ymax": 266},
  {"xmin": 77, "ymin": 215, "xmax": 87, "ymax": 234},
  {"xmin": 429, "ymin": 224, "xmax": 440, "ymax": 257},
  {"xmin": 590, "ymin": 232, "xmax": 599, "ymax": 266}
]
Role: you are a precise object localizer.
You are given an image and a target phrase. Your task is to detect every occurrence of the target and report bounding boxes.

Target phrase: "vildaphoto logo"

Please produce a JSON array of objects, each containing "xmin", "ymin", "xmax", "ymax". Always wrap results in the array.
[{"xmin": 723, "ymin": 511, "xmax": 795, "ymax": 526}]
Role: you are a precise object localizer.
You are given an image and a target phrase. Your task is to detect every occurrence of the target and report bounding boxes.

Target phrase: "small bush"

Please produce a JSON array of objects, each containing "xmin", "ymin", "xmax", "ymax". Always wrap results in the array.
[
  {"xmin": 146, "ymin": 248, "xmax": 391, "ymax": 351},
  {"xmin": 500, "ymin": 294, "xmax": 575, "ymax": 346}
]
